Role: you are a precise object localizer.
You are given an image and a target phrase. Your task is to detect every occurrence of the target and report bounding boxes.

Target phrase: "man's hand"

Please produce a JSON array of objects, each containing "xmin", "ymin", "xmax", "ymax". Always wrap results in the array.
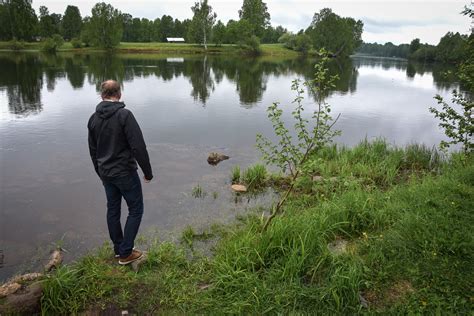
[{"xmin": 144, "ymin": 176, "xmax": 152, "ymax": 183}]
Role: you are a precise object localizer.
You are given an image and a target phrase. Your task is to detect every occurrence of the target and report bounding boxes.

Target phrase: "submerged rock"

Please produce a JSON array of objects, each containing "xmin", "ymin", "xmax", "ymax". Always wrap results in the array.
[
  {"xmin": 207, "ymin": 152, "xmax": 230, "ymax": 165},
  {"xmin": 231, "ymin": 184, "xmax": 247, "ymax": 193},
  {"xmin": 44, "ymin": 248, "xmax": 63, "ymax": 272}
]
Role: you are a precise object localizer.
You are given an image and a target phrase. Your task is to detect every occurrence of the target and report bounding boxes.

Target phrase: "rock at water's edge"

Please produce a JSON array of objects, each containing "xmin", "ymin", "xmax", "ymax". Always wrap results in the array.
[
  {"xmin": 231, "ymin": 184, "xmax": 247, "ymax": 192},
  {"xmin": 207, "ymin": 153, "xmax": 230, "ymax": 165}
]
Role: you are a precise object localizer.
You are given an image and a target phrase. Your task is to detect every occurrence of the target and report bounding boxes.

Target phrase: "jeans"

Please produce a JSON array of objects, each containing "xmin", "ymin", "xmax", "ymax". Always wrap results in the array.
[{"xmin": 102, "ymin": 170, "xmax": 143, "ymax": 258}]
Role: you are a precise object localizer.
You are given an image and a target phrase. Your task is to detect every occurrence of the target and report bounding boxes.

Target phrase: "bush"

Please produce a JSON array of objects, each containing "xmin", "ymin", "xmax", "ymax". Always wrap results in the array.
[
  {"xmin": 7, "ymin": 39, "xmax": 26, "ymax": 51},
  {"xmin": 243, "ymin": 35, "xmax": 261, "ymax": 55},
  {"xmin": 70, "ymin": 37, "xmax": 82, "ymax": 48},
  {"xmin": 41, "ymin": 34, "xmax": 64, "ymax": 53},
  {"xmin": 279, "ymin": 32, "xmax": 296, "ymax": 49},
  {"xmin": 242, "ymin": 164, "xmax": 267, "ymax": 190},
  {"xmin": 294, "ymin": 34, "xmax": 312, "ymax": 54}
]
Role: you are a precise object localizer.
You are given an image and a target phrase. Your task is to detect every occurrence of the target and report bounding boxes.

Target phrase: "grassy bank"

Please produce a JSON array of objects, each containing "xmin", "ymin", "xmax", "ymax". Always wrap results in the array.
[
  {"xmin": 0, "ymin": 42, "xmax": 299, "ymax": 56},
  {"xmin": 29, "ymin": 140, "xmax": 473, "ymax": 314}
]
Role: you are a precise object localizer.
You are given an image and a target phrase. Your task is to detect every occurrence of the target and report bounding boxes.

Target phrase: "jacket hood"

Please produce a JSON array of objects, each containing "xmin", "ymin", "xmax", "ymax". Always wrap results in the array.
[{"xmin": 96, "ymin": 101, "xmax": 125, "ymax": 119}]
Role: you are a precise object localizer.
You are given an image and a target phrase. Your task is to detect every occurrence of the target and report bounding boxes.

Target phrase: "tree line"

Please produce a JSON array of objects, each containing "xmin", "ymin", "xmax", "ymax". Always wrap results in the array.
[
  {"xmin": 357, "ymin": 31, "xmax": 472, "ymax": 64},
  {"xmin": 0, "ymin": 0, "xmax": 364, "ymax": 57},
  {"xmin": 0, "ymin": 1, "xmax": 287, "ymax": 46}
]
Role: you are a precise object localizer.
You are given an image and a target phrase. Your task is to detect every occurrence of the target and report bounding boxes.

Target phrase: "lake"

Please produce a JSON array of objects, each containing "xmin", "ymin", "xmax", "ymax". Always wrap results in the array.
[{"xmin": 0, "ymin": 52, "xmax": 460, "ymax": 281}]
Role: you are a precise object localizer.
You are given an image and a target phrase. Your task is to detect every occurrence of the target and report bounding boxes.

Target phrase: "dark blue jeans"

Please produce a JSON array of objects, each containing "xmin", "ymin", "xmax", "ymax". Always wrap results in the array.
[{"xmin": 102, "ymin": 170, "xmax": 143, "ymax": 258}]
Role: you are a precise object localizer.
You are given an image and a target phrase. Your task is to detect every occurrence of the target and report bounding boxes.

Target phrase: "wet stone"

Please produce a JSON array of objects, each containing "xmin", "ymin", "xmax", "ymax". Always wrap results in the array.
[
  {"xmin": 231, "ymin": 184, "xmax": 247, "ymax": 192},
  {"xmin": 207, "ymin": 152, "xmax": 230, "ymax": 166}
]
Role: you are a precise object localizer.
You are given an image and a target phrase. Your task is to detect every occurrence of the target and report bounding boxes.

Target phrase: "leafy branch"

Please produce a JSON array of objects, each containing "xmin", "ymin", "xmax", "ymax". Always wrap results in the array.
[{"xmin": 429, "ymin": 90, "xmax": 473, "ymax": 154}]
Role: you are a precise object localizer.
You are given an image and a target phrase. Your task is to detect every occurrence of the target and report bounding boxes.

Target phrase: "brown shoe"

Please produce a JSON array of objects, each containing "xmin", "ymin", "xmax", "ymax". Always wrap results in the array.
[{"xmin": 118, "ymin": 249, "xmax": 143, "ymax": 265}]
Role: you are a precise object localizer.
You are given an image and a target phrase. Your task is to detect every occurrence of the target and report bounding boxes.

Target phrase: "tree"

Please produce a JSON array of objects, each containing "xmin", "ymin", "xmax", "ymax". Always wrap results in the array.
[
  {"xmin": 238, "ymin": 0, "xmax": 270, "ymax": 37},
  {"xmin": 225, "ymin": 19, "xmax": 252, "ymax": 45},
  {"xmin": 160, "ymin": 15, "xmax": 174, "ymax": 41},
  {"xmin": 0, "ymin": 0, "xmax": 37, "ymax": 41},
  {"xmin": 409, "ymin": 38, "xmax": 421, "ymax": 54},
  {"xmin": 306, "ymin": 8, "xmax": 363, "ymax": 57},
  {"xmin": 62, "ymin": 5, "xmax": 82, "ymax": 40},
  {"xmin": 88, "ymin": 2, "xmax": 123, "ymax": 48},
  {"xmin": 189, "ymin": 0, "xmax": 216, "ymax": 49},
  {"xmin": 121, "ymin": 13, "xmax": 133, "ymax": 42},
  {"xmin": 39, "ymin": 6, "xmax": 55, "ymax": 37},
  {"xmin": 435, "ymin": 32, "xmax": 468, "ymax": 63},
  {"xmin": 0, "ymin": 2, "xmax": 11, "ymax": 40},
  {"xmin": 80, "ymin": 16, "xmax": 93, "ymax": 46},
  {"xmin": 212, "ymin": 20, "xmax": 226, "ymax": 45}
]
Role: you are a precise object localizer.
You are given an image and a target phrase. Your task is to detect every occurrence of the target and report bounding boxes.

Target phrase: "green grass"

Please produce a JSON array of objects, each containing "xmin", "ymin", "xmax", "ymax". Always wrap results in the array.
[
  {"xmin": 191, "ymin": 184, "xmax": 206, "ymax": 198},
  {"xmin": 34, "ymin": 141, "xmax": 473, "ymax": 314},
  {"xmin": 0, "ymin": 41, "xmax": 299, "ymax": 56},
  {"xmin": 242, "ymin": 164, "xmax": 268, "ymax": 191},
  {"xmin": 231, "ymin": 165, "xmax": 241, "ymax": 184}
]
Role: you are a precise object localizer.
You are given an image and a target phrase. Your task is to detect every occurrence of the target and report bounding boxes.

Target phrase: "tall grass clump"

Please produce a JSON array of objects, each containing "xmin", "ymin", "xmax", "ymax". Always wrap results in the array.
[
  {"xmin": 191, "ymin": 184, "xmax": 206, "ymax": 198},
  {"xmin": 231, "ymin": 165, "xmax": 241, "ymax": 184},
  {"xmin": 242, "ymin": 164, "xmax": 267, "ymax": 190}
]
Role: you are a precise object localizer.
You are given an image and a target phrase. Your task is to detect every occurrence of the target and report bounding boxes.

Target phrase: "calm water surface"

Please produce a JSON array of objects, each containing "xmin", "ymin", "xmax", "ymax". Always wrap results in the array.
[{"xmin": 0, "ymin": 52, "xmax": 459, "ymax": 280}]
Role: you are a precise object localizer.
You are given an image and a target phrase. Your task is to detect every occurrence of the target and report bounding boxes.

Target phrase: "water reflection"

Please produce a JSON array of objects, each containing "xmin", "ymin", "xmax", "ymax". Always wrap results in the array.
[
  {"xmin": 0, "ymin": 54, "xmax": 43, "ymax": 115},
  {"xmin": 0, "ymin": 52, "xmax": 461, "ymax": 117}
]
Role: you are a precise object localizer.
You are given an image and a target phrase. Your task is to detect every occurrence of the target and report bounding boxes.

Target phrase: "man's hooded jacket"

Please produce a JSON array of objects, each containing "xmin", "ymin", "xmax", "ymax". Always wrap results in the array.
[{"xmin": 88, "ymin": 101, "xmax": 153, "ymax": 180}]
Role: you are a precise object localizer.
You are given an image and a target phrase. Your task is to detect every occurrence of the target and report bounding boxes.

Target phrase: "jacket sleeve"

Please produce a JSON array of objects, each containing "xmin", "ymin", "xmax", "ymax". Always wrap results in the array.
[
  {"xmin": 123, "ymin": 111, "xmax": 153, "ymax": 180},
  {"xmin": 87, "ymin": 117, "xmax": 100, "ymax": 177}
]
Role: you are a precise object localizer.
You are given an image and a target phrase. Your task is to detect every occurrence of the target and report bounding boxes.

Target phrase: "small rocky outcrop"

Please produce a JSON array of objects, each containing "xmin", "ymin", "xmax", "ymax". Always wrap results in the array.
[
  {"xmin": 231, "ymin": 184, "xmax": 247, "ymax": 193},
  {"xmin": 207, "ymin": 153, "xmax": 230, "ymax": 166}
]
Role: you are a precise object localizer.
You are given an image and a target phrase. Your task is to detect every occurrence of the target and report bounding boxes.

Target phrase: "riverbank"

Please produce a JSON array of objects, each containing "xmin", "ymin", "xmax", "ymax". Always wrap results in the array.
[
  {"xmin": 0, "ymin": 42, "xmax": 300, "ymax": 56},
  {"xmin": 3, "ymin": 140, "xmax": 471, "ymax": 314}
]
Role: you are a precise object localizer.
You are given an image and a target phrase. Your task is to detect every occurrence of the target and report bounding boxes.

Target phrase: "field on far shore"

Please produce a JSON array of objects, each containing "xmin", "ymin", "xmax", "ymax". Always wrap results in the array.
[{"xmin": 0, "ymin": 41, "xmax": 300, "ymax": 56}]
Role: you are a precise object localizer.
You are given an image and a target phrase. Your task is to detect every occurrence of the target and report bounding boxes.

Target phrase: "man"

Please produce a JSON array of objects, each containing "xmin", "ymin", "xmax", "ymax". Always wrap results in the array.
[{"xmin": 88, "ymin": 80, "xmax": 153, "ymax": 265}]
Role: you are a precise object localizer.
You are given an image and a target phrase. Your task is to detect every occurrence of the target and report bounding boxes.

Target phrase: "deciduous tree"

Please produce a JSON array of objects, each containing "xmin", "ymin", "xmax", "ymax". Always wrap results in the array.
[
  {"xmin": 0, "ymin": 0, "xmax": 37, "ymax": 41},
  {"xmin": 62, "ymin": 5, "xmax": 82, "ymax": 40},
  {"xmin": 189, "ymin": 0, "xmax": 216, "ymax": 49},
  {"xmin": 306, "ymin": 8, "xmax": 363, "ymax": 57},
  {"xmin": 88, "ymin": 2, "xmax": 123, "ymax": 48},
  {"xmin": 238, "ymin": 0, "xmax": 270, "ymax": 37}
]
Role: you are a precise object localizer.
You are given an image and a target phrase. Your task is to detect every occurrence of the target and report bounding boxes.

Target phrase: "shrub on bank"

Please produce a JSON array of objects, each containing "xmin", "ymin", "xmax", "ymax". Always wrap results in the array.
[
  {"xmin": 41, "ymin": 34, "xmax": 64, "ymax": 53},
  {"xmin": 70, "ymin": 37, "xmax": 82, "ymax": 48},
  {"xmin": 7, "ymin": 39, "xmax": 26, "ymax": 51}
]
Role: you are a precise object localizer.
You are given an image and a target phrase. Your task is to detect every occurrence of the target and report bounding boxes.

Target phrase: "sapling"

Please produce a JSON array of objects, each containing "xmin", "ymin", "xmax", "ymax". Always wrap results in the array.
[{"xmin": 256, "ymin": 50, "xmax": 341, "ymax": 231}]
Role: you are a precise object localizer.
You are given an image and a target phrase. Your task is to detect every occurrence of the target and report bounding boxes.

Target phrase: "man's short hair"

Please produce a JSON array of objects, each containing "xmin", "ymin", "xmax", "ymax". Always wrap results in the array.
[{"xmin": 101, "ymin": 80, "xmax": 121, "ymax": 99}]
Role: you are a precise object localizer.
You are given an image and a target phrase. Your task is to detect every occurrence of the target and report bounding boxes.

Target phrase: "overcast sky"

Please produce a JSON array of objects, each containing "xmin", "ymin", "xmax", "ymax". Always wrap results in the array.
[{"xmin": 33, "ymin": 0, "xmax": 472, "ymax": 45}]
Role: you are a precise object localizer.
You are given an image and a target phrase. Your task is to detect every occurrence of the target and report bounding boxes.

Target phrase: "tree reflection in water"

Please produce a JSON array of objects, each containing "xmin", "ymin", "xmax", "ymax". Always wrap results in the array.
[{"xmin": 0, "ymin": 52, "xmax": 461, "ymax": 117}]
